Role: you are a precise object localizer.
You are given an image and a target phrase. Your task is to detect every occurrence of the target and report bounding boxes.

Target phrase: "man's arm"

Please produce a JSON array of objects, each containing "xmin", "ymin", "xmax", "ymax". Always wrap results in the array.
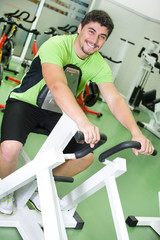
[
  {"xmin": 42, "ymin": 63, "xmax": 100, "ymax": 147},
  {"xmin": 98, "ymin": 82, "xmax": 154, "ymax": 155}
]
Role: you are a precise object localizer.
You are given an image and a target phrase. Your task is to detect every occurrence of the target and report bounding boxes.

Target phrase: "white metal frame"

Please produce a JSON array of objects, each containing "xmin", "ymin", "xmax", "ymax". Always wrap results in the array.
[
  {"xmin": 127, "ymin": 192, "xmax": 160, "ymax": 235},
  {"xmin": 0, "ymin": 113, "xmax": 78, "ymax": 240},
  {"xmin": 0, "ymin": 113, "xmax": 131, "ymax": 240},
  {"xmin": 60, "ymin": 157, "xmax": 129, "ymax": 240}
]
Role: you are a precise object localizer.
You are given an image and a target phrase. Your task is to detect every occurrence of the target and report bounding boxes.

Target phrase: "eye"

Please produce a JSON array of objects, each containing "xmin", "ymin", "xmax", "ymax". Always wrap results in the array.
[
  {"xmin": 88, "ymin": 29, "xmax": 95, "ymax": 35},
  {"xmin": 99, "ymin": 35, "xmax": 107, "ymax": 41}
]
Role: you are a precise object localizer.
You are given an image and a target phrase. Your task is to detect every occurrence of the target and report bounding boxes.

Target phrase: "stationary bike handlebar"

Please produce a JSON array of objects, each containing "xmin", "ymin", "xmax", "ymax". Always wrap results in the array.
[
  {"xmin": 4, "ymin": 10, "xmax": 36, "ymax": 23},
  {"xmin": 99, "ymin": 141, "xmax": 157, "ymax": 162},
  {"xmin": 154, "ymin": 61, "xmax": 160, "ymax": 70},
  {"xmin": 100, "ymin": 52, "xmax": 122, "ymax": 64},
  {"xmin": 0, "ymin": 18, "xmax": 40, "ymax": 36},
  {"xmin": 18, "ymin": 23, "xmax": 40, "ymax": 35},
  {"xmin": 44, "ymin": 27, "xmax": 58, "ymax": 36},
  {"xmin": 44, "ymin": 24, "xmax": 78, "ymax": 37},
  {"xmin": 74, "ymin": 131, "xmax": 107, "ymax": 159},
  {"xmin": 58, "ymin": 24, "xmax": 78, "ymax": 34}
]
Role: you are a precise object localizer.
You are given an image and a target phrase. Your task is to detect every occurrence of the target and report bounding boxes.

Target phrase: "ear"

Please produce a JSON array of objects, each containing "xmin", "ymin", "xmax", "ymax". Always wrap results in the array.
[{"xmin": 77, "ymin": 23, "xmax": 82, "ymax": 34}]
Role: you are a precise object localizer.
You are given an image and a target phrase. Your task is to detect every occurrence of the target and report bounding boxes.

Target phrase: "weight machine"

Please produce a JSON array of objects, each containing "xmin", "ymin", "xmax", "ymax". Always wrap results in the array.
[
  {"xmin": 127, "ymin": 37, "xmax": 160, "ymax": 138},
  {"xmin": 127, "ymin": 37, "xmax": 160, "ymax": 110}
]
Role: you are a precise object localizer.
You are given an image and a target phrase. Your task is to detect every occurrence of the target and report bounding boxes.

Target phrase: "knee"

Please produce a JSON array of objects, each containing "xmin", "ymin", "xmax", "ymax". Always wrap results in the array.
[
  {"xmin": 85, "ymin": 153, "xmax": 94, "ymax": 168},
  {"xmin": 0, "ymin": 141, "xmax": 21, "ymax": 163},
  {"xmin": 78, "ymin": 153, "xmax": 94, "ymax": 172}
]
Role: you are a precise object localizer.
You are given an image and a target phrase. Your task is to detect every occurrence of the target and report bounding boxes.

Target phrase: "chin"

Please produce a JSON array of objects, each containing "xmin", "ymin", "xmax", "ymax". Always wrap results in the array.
[{"xmin": 83, "ymin": 49, "xmax": 95, "ymax": 56}]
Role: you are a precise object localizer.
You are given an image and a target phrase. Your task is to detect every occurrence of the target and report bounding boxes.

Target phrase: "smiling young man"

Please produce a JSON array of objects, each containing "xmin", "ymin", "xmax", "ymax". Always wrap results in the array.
[
  {"xmin": 75, "ymin": 22, "xmax": 108, "ymax": 58},
  {"xmin": 0, "ymin": 10, "xmax": 154, "ymax": 214}
]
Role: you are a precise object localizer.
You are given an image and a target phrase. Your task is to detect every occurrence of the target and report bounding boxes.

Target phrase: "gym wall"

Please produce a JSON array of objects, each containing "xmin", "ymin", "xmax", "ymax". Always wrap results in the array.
[{"xmin": 95, "ymin": 0, "xmax": 160, "ymax": 99}]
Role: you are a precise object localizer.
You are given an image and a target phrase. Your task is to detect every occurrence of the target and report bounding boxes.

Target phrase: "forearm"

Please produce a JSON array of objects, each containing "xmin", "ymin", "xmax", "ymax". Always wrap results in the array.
[
  {"xmin": 50, "ymin": 81, "xmax": 100, "ymax": 146},
  {"xmin": 99, "ymin": 82, "xmax": 154, "ymax": 155},
  {"xmin": 109, "ymin": 95, "xmax": 142, "ymax": 137}
]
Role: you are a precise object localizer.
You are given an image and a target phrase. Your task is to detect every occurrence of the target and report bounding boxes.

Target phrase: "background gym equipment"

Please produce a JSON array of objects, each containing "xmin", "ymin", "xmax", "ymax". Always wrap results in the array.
[
  {"xmin": 0, "ymin": 10, "xmax": 39, "ymax": 111},
  {"xmin": 127, "ymin": 37, "xmax": 160, "ymax": 111},
  {"xmin": 77, "ymin": 80, "xmax": 103, "ymax": 118},
  {"xmin": 0, "ymin": 10, "xmax": 38, "ymax": 84},
  {"xmin": 126, "ymin": 37, "xmax": 160, "ymax": 138},
  {"xmin": 137, "ymin": 89, "xmax": 160, "ymax": 138}
]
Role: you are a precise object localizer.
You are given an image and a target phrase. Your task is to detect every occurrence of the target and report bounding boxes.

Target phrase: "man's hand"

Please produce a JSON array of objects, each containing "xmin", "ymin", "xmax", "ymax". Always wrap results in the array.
[
  {"xmin": 132, "ymin": 134, "xmax": 154, "ymax": 156},
  {"xmin": 76, "ymin": 118, "xmax": 100, "ymax": 148}
]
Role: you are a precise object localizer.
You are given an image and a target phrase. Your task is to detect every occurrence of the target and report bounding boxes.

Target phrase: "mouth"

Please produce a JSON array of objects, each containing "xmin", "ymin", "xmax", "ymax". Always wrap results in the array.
[{"xmin": 86, "ymin": 41, "xmax": 97, "ymax": 49}]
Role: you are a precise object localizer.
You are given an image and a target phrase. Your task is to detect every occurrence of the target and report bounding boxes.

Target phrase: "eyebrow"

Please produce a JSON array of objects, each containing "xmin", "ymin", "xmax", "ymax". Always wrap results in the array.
[{"xmin": 88, "ymin": 27, "xmax": 108, "ymax": 38}]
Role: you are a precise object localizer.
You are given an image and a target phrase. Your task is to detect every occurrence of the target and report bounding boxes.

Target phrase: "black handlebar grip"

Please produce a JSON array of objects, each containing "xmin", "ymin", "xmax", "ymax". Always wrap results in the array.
[
  {"xmin": 58, "ymin": 24, "xmax": 77, "ymax": 34},
  {"xmin": 54, "ymin": 176, "xmax": 74, "ymax": 183},
  {"xmin": 74, "ymin": 131, "xmax": 85, "ymax": 143},
  {"xmin": 15, "ymin": 11, "xmax": 30, "ymax": 20},
  {"xmin": 58, "ymin": 24, "xmax": 70, "ymax": 31},
  {"xmin": 152, "ymin": 149, "xmax": 157, "ymax": 156},
  {"xmin": 24, "ymin": 15, "xmax": 36, "ymax": 23},
  {"xmin": 154, "ymin": 62, "xmax": 160, "ymax": 70},
  {"xmin": 4, "ymin": 10, "xmax": 36, "ymax": 23},
  {"xmin": 99, "ymin": 141, "xmax": 157, "ymax": 162},
  {"xmin": 44, "ymin": 27, "xmax": 57, "ymax": 36},
  {"xmin": 0, "ymin": 17, "xmax": 5, "ymax": 23},
  {"xmin": 74, "ymin": 132, "xmax": 107, "ymax": 159},
  {"xmin": 18, "ymin": 23, "xmax": 40, "ymax": 35},
  {"xmin": 4, "ymin": 10, "xmax": 20, "ymax": 18}
]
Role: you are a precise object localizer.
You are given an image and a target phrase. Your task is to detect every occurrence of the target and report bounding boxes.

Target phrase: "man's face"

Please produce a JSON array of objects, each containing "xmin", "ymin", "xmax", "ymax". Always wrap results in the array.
[{"xmin": 75, "ymin": 21, "xmax": 109, "ymax": 59}]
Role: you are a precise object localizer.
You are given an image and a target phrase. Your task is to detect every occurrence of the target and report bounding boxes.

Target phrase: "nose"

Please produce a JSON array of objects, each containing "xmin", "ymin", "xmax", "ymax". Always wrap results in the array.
[{"xmin": 91, "ymin": 34, "xmax": 99, "ymax": 46}]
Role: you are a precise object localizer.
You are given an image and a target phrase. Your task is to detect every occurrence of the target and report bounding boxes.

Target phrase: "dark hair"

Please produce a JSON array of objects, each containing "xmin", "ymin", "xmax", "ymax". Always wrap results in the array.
[{"xmin": 81, "ymin": 10, "xmax": 114, "ymax": 37}]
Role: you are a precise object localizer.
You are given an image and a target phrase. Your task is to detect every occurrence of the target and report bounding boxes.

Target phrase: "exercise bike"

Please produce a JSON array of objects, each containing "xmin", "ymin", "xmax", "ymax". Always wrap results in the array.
[
  {"xmin": 0, "ymin": 10, "xmax": 39, "ymax": 111},
  {"xmin": 0, "ymin": 10, "xmax": 37, "ymax": 84},
  {"xmin": 0, "ymin": 112, "xmax": 157, "ymax": 240}
]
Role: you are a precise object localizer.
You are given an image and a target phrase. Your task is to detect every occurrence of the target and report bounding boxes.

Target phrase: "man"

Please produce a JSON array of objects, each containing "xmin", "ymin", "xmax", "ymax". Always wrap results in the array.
[{"xmin": 0, "ymin": 10, "xmax": 154, "ymax": 215}]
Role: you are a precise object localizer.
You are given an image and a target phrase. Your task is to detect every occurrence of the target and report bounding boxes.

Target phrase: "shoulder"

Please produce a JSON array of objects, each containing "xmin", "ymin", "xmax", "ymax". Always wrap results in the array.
[
  {"xmin": 86, "ymin": 52, "xmax": 113, "ymax": 84},
  {"xmin": 87, "ymin": 51, "xmax": 112, "ymax": 73},
  {"xmin": 38, "ymin": 34, "xmax": 76, "ymax": 66},
  {"xmin": 40, "ymin": 34, "xmax": 76, "ymax": 48}
]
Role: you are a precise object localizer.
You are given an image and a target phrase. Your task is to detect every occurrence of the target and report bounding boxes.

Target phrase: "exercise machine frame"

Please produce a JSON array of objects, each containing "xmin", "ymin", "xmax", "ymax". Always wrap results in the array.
[{"xmin": 0, "ymin": 112, "xmax": 155, "ymax": 240}]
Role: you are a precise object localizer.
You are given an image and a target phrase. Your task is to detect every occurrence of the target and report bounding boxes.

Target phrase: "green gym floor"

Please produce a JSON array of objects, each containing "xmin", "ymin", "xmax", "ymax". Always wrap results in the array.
[{"xmin": 0, "ymin": 61, "xmax": 160, "ymax": 240}]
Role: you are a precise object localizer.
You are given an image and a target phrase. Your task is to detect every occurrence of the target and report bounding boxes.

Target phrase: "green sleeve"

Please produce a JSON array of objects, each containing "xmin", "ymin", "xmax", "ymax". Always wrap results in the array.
[{"xmin": 38, "ymin": 37, "xmax": 65, "ymax": 67}]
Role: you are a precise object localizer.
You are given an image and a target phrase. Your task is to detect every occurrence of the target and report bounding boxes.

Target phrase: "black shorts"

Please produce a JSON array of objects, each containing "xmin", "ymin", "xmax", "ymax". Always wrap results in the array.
[{"xmin": 1, "ymin": 99, "xmax": 80, "ymax": 153}]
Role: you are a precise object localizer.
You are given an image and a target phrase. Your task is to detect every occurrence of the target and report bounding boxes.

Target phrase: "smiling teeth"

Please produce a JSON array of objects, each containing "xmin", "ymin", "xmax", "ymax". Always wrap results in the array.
[{"xmin": 88, "ymin": 43, "xmax": 94, "ymax": 48}]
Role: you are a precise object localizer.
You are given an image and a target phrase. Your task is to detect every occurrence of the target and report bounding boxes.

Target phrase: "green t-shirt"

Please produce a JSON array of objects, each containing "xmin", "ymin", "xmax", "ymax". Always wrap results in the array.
[{"xmin": 10, "ymin": 34, "xmax": 113, "ymax": 107}]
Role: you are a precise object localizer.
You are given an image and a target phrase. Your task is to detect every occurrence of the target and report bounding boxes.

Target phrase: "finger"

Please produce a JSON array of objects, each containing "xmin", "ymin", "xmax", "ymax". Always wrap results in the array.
[
  {"xmin": 95, "ymin": 127, "xmax": 100, "ymax": 143},
  {"xmin": 132, "ymin": 148, "xmax": 139, "ymax": 156},
  {"xmin": 89, "ymin": 126, "xmax": 99, "ymax": 144},
  {"xmin": 91, "ymin": 127, "xmax": 99, "ymax": 144},
  {"xmin": 84, "ymin": 131, "xmax": 90, "ymax": 144},
  {"xmin": 87, "ymin": 126, "xmax": 97, "ymax": 144},
  {"xmin": 90, "ymin": 143, "xmax": 95, "ymax": 148}
]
